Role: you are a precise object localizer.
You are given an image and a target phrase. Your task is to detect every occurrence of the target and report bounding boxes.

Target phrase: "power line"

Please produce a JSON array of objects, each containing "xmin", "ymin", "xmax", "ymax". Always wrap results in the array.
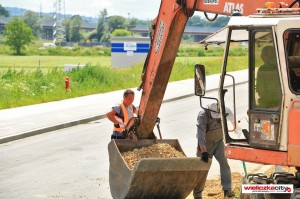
[{"xmin": 53, "ymin": 0, "xmax": 65, "ymax": 44}]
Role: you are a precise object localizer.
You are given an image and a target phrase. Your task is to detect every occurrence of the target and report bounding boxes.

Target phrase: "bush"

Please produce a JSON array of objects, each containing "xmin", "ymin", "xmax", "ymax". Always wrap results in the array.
[
  {"xmin": 112, "ymin": 29, "xmax": 132, "ymax": 37},
  {"xmin": 197, "ymin": 49, "xmax": 205, "ymax": 56}
]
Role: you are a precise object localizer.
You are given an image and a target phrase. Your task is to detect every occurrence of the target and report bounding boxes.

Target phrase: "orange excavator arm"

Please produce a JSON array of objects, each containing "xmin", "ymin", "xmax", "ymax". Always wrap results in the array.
[{"xmin": 135, "ymin": 0, "xmax": 296, "ymax": 139}]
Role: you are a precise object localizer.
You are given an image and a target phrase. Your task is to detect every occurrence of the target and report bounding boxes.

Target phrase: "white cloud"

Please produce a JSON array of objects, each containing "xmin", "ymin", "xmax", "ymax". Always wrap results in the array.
[{"xmin": 0, "ymin": 0, "xmax": 160, "ymax": 20}]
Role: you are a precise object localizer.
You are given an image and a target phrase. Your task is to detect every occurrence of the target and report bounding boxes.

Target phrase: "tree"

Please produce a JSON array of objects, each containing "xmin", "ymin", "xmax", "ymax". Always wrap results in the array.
[
  {"xmin": 96, "ymin": 9, "xmax": 108, "ymax": 41},
  {"xmin": 22, "ymin": 10, "xmax": 41, "ymax": 37},
  {"xmin": 70, "ymin": 15, "xmax": 83, "ymax": 42},
  {"xmin": 187, "ymin": 15, "xmax": 206, "ymax": 27},
  {"xmin": 108, "ymin": 16, "xmax": 126, "ymax": 33},
  {"xmin": 100, "ymin": 33, "xmax": 110, "ymax": 42},
  {"xmin": 208, "ymin": 16, "xmax": 230, "ymax": 27},
  {"xmin": 0, "ymin": 5, "xmax": 9, "ymax": 17},
  {"xmin": 3, "ymin": 17, "xmax": 34, "ymax": 55},
  {"xmin": 186, "ymin": 15, "xmax": 230, "ymax": 27},
  {"xmin": 64, "ymin": 18, "xmax": 71, "ymax": 42},
  {"xmin": 127, "ymin": 17, "xmax": 138, "ymax": 29}
]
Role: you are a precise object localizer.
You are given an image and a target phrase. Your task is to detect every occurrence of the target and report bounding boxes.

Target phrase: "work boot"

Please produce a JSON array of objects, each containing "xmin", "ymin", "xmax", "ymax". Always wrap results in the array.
[{"xmin": 224, "ymin": 190, "xmax": 235, "ymax": 198}]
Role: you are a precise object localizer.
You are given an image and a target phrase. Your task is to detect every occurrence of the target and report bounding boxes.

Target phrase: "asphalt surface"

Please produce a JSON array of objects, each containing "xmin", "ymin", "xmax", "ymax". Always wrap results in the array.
[{"xmin": 0, "ymin": 69, "xmax": 248, "ymax": 144}]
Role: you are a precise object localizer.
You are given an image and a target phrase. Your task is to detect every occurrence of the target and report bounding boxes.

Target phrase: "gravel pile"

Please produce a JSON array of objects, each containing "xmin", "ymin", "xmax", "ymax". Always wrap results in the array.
[{"xmin": 121, "ymin": 143, "xmax": 185, "ymax": 169}]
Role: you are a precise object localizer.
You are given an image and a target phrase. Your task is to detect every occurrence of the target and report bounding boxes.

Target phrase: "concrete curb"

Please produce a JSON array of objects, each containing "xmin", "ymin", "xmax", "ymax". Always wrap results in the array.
[
  {"xmin": 0, "ymin": 93, "xmax": 196, "ymax": 144},
  {"xmin": 0, "ymin": 115, "xmax": 106, "ymax": 144}
]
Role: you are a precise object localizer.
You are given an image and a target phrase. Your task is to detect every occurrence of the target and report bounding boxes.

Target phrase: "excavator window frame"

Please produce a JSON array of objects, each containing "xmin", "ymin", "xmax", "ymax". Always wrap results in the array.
[
  {"xmin": 247, "ymin": 26, "xmax": 281, "ymax": 150},
  {"xmin": 284, "ymin": 29, "xmax": 300, "ymax": 94},
  {"xmin": 220, "ymin": 26, "xmax": 250, "ymax": 145},
  {"xmin": 221, "ymin": 25, "xmax": 282, "ymax": 151}
]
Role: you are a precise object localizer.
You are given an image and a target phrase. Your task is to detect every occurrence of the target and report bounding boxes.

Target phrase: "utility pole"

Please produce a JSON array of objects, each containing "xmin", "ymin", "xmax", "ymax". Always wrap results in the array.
[
  {"xmin": 39, "ymin": 3, "xmax": 42, "ymax": 18},
  {"xmin": 53, "ymin": 0, "xmax": 65, "ymax": 44}
]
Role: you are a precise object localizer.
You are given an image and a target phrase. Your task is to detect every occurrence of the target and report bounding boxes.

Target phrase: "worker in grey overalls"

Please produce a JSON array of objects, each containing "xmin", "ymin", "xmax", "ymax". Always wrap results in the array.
[{"xmin": 193, "ymin": 103, "xmax": 235, "ymax": 198}]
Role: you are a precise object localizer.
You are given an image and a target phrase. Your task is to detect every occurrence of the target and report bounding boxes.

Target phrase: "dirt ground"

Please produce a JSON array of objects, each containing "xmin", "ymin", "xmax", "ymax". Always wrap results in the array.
[
  {"xmin": 121, "ymin": 144, "xmax": 297, "ymax": 199},
  {"xmin": 122, "ymin": 143, "xmax": 244, "ymax": 198},
  {"xmin": 186, "ymin": 172, "xmax": 243, "ymax": 199},
  {"xmin": 186, "ymin": 166, "xmax": 297, "ymax": 199}
]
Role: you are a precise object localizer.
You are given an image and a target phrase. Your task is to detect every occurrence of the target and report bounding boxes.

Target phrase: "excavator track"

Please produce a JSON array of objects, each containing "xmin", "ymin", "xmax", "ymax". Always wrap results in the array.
[{"xmin": 240, "ymin": 172, "xmax": 300, "ymax": 199}]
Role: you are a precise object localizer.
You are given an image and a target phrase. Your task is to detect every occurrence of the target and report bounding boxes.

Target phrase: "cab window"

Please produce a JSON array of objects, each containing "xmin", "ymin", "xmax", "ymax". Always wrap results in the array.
[{"xmin": 251, "ymin": 28, "xmax": 281, "ymax": 110}]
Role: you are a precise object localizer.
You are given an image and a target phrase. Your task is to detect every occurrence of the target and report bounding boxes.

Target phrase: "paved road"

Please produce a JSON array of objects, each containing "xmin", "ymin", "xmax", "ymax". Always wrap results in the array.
[{"xmin": 0, "ymin": 83, "xmax": 264, "ymax": 199}]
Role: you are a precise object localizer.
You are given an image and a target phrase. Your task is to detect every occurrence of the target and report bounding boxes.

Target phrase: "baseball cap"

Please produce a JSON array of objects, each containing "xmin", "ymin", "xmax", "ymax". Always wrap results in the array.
[{"xmin": 208, "ymin": 103, "xmax": 220, "ymax": 118}]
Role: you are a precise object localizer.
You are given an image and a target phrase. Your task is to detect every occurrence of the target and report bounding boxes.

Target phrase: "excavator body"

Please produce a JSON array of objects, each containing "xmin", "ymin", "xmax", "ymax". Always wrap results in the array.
[
  {"xmin": 196, "ymin": 3, "xmax": 300, "ymax": 198},
  {"xmin": 107, "ymin": 0, "xmax": 300, "ymax": 198}
]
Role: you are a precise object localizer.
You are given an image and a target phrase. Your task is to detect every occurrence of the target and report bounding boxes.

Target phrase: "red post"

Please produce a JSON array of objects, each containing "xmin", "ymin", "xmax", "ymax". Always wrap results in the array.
[{"xmin": 65, "ymin": 76, "xmax": 70, "ymax": 92}]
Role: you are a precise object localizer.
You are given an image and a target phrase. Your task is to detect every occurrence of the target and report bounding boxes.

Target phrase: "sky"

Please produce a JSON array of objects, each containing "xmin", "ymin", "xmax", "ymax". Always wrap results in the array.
[{"xmin": 0, "ymin": 0, "xmax": 161, "ymax": 20}]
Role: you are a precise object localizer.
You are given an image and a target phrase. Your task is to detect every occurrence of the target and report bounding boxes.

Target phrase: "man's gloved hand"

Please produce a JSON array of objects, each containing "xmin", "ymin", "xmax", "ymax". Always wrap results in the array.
[
  {"xmin": 120, "ymin": 129, "xmax": 128, "ymax": 138},
  {"xmin": 201, "ymin": 152, "xmax": 209, "ymax": 163}
]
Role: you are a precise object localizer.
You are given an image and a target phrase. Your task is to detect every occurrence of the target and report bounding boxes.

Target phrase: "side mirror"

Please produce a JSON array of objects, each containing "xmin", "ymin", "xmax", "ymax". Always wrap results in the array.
[{"xmin": 194, "ymin": 64, "xmax": 206, "ymax": 96}]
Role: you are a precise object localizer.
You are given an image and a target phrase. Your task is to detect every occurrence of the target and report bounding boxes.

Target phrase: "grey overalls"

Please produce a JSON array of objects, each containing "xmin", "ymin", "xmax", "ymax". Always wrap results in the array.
[{"xmin": 193, "ymin": 109, "xmax": 232, "ymax": 199}]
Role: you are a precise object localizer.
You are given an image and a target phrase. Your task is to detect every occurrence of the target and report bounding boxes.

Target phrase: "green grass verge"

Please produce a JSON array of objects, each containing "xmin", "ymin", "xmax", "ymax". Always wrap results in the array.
[
  {"xmin": 0, "ymin": 55, "xmax": 111, "ymax": 69},
  {"xmin": 0, "ymin": 56, "xmax": 247, "ymax": 109}
]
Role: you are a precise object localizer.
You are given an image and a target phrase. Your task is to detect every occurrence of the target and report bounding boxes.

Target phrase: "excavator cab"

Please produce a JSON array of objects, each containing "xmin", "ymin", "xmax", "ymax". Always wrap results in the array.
[
  {"xmin": 198, "ymin": 15, "xmax": 300, "ymax": 166},
  {"xmin": 220, "ymin": 24, "xmax": 283, "ymax": 151},
  {"xmin": 196, "ymin": 9, "xmax": 300, "ymax": 195}
]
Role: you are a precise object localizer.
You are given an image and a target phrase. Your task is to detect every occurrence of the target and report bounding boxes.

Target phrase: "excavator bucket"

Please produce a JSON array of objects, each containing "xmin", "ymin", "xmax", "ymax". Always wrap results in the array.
[{"xmin": 108, "ymin": 139, "xmax": 211, "ymax": 199}]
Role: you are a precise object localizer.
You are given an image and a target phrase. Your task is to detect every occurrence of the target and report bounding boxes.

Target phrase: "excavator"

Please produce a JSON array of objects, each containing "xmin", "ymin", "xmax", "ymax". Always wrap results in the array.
[{"xmin": 108, "ymin": 0, "xmax": 300, "ymax": 198}]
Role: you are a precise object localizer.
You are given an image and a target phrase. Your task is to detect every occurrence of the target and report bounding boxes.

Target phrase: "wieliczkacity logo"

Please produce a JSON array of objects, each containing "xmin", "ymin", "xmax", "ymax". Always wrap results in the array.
[
  {"xmin": 242, "ymin": 185, "xmax": 293, "ymax": 193},
  {"xmin": 204, "ymin": 0, "xmax": 219, "ymax": 4}
]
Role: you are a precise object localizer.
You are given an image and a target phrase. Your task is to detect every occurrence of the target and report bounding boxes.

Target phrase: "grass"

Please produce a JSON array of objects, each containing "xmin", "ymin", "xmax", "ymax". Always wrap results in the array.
[
  {"xmin": 0, "ymin": 55, "xmax": 111, "ymax": 69},
  {"xmin": 0, "ymin": 56, "xmax": 248, "ymax": 109},
  {"xmin": 0, "ymin": 41, "xmax": 248, "ymax": 109},
  {"xmin": 0, "ymin": 64, "xmax": 142, "ymax": 109},
  {"xmin": 0, "ymin": 40, "xmax": 111, "ymax": 56},
  {"xmin": 0, "ymin": 51, "xmax": 246, "ymax": 72},
  {"xmin": 174, "ymin": 56, "xmax": 247, "ymax": 76}
]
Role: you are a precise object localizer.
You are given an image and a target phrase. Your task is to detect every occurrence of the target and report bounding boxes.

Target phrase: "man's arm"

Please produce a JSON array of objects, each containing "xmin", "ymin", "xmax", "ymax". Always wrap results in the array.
[
  {"xmin": 106, "ymin": 109, "xmax": 120, "ymax": 124},
  {"xmin": 133, "ymin": 105, "xmax": 138, "ymax": 115},
  {"xmin": 225, "ymin": 107, "xmax": 234, "ymax": 125},
  {"xmin": 196, "ymin": 111, "xmax": 208, "ymax": 152}
]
